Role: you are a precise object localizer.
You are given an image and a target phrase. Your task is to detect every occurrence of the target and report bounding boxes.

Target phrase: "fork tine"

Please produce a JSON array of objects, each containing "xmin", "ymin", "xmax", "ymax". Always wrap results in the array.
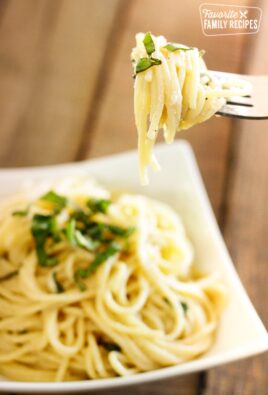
[
  {"xmin": 226, "ymin": 96, "xmax": 253, "ymax": 106},
  {"xmin": 216, "ymin": 104, "xmax": 250, "ymax": 119},
  {"xmin": 212, "ymin": 72, "xmax": 268, "ymax": 119},
  {"xmin": 216, "ymin": 104, "xmax": 268, "ymax": 120}
]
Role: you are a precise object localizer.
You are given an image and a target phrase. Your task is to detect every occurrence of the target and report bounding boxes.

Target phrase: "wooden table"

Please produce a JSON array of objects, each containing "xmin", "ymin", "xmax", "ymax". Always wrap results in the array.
[{"xmin": 0, "ymin": 1, "xmax": 267, "ymax": 394}]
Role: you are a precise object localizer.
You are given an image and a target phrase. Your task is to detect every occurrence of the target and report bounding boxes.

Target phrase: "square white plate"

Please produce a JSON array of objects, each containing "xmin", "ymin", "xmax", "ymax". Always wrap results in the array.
[{"xmin": 0, "ymin": 140, "xmax": 267, "ymax": 393}]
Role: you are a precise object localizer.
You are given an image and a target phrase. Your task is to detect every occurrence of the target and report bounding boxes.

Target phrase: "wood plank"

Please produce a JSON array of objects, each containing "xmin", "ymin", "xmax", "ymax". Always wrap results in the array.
[
  {"xmin": 81, "ymin": 0, "xmax": 249, "ymax": 217},
  {"xmin": 204, "ymin": 1, "xmax": 268, "ymax": 394},
  {"xmin": 90, "ymin": 375, "xmax": 200, "ymax": 395},
  {"xmin": 0, "ymin": 0, "xmax": 120, "ymax": 167}
]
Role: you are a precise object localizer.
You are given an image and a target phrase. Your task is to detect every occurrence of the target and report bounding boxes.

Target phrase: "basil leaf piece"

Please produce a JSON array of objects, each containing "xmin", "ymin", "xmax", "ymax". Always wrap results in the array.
[
  {"xmin": 12, "ymin": 209, "xmax": 28, "ymax": 217},
  {"xmin": 135, "ymin": 57, "xmax": 162, "ymax": 74},
  {"xmin": 143, "ymin": 32, "xmax": 155, "ymax": 56},
  {"xmin": 107, "ymin": 225, "xmax": 135, "ymax": 238},
  {"xmin": 66, "ymin": 219, "xmax": 99, "ymax": 251},
  {"xmin": 75, "ymin": 230, "xmax": 99, "ymax": 251},
  {"xmin": 40, "ymin": 190, "xmax": 67, "ymax": 213},
  {"xmin": 164, "ymin": 43, "xmax": 193, "ymax": 52},
  {"xmin": 35, "ymin": 241, "xmax": 58, "ymax": 267},
  {"xmin": 31, "ymin": 214, "xmax": 59, "ymax": 267},
  {"xmin": 72, "ymin": 210, "xmax": 91, "ymax": 228},
  {"xmin": 87, "ymin": 199, "xmax": 111, "ymax": 214},
  {"xmin": 52, "ymin": 272, "xmax": 64, "ymax": 293},
  {"xmin": 66, "ymin": 219, "xmax": 77, "ymax": 245},
  {"xmin": 31, "ymin": 214, "xmax": 57, "ymax": 238},
  {"xmin": 75, "ymin": 243, "xmax": 121, "ymax": 280},
  {"xmin": 99, "ymin": 340, "xmax": 121, "ymax": 352},
  {"xmin": 181, "ymin": 301, "xmax": 189, "ymax": 314}
]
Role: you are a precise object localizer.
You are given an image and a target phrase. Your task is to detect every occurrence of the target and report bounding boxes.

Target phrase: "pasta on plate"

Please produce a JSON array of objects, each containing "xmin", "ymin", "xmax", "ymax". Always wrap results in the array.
[
  {"xmin": 131, "ymin": 32, "xmax": 251, "ymax": 184},
  {"xmin": 0, "ymin": 178, "xmax": 226, "ymax": 382}
]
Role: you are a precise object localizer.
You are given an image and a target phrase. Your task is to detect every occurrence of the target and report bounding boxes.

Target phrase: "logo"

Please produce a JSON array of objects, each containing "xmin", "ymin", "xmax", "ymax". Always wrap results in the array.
[{"xmin": 200, "ymin": 3, "xmax": 262, "ymax": 36}]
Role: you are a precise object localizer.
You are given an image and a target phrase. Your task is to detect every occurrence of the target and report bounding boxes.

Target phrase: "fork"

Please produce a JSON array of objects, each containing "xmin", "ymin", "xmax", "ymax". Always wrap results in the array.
[{"xmin": 210, "ymin": 71, "xmax": 268, "ymax": 119}]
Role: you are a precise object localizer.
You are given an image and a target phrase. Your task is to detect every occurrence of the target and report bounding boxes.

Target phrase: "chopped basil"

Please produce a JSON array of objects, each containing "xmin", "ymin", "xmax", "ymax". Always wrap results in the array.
[
  {"xmin": 31, "ymin": 214, "xmax": 57, "ymax": 238},
  {"xmin": 86, "ymin": 222, "xmax": 106, "ymax": 240},
  {"xmin": 40, "ymin": 190, "xmax": 67, "ymax": 213},
  {"xmin": 72, "ymin": 210, "xmax": 91, "ymax": 228},
  {"xmin": 66, "ymin": 218, "xmax": 77, "ymax": 245},
  {"xmin": 0, "ymin": 270, "xmax": 18, "ymax": 282},
  {"xmin": 99, "ymin": 340, "xmax": 121, "ymax": 352},
  {"xmin": 75, "ymin": 243, "xmax": 121, "ymax": 281},
  {"xmin": 136, "ymin": 57, "xmax": 162, "ymax": 74},
  {"xmin": 52, "ymin": 272, "xmax": 64, "ymax": 293},
  {"xmin": 106, "ymin": 225, "xmax": 135, "ymax": 238},
  {"xmin": 75, "ymin": 230, "xmax": 99, "ymax": 251},
  {"xmin": 86, "ymin": 222, "xmax": 135, "ymax": 241},
  {"xmin": 87, "ymin": 199, "xmax": 111, "ymax": 214},
  {"xmin": 35, "ymin": 242, "xmax": 58, "ymax": 267},
  {"xmin": 12, "ymin": 209, "xmax": 28, "ymax": 217},
  {"xmin": 164, "ymin": 43, "xmax": 193, "ymax": 52},
  {"xmin": 66, "ymin": 219, "xmax": 99, "ymax": 251},
  {"xmin": 143, "ymin": 32, "xmax": 155, "ymax": 56},
  {"xmin": 27, "ymin": 192, "xmax": 133, "ymax": 288},
  {"xmin": 181, "ymin": 301, "xmax": 189, "ymax": 314},
  {"xmin": 31, "ymin": 214, "xmax": 59, "ymax": 267}
]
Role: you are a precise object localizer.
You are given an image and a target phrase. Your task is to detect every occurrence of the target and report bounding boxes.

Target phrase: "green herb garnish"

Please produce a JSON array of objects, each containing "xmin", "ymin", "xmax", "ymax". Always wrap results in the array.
[
  {"xmin": 75, "ymin": 243, "xmax": 121, "ymax": 283},
  {"xmin": 86, "ymin": 222, "xmax": 135, "ymax": 242},
  {"xmin": 143, "ymin": 32, "xmax": 155, "ymax": 56},
  {"xmin": 136, "ymin": 57, "xmax": 162, "ymax": 74},
  {"xmin": 12, "ymin": 209, "xmax": 28, "ymax": 217},
  {"xmin": 40, "ymin": 190, "xmax": 67, "ymax": 214},
  {"xmin": 99, "ymin": 340, "xmax": 121, "ymax": 352},
  {"xmin": 106, "ymin": 225, "xmax": 135, "ymax": 238},
  {"xmin": 35, "ymin": 243, "xmax": 58, "ymax": 267},
  {"xmin": 87, "ymin": 199, "xmax": 111, "ymax": 214},
  {"xmin": 164, "ymin": 43, "xmax": 193, "ymax": 52},
  {"xmin": 181, "ymin": 301, "xmax": 189, "ymax": 314},
  {"xmin": 52, "ymin": 272, "xmax": 64, "ymax": 293},
  {"xmin": 66, "ymin": 219, "xmax": 99, "ymax": 251},
  {"xmin": 31, "ymin": 214, "xmax": 59, "ymax": 267},
  {"xmin": 66, "ymin": 218, "xmax": 77, "ymax": 245},
  {"xmin": 75, "ymin": 230, "xmax": 99, "ymax": 250},
  {"xmin": 135, "ymin": 32, "xmax": 161, "ymax": 74},
  {"xmin": 31, "ymin": 214, "xmax": 57, "ymax": 238}
]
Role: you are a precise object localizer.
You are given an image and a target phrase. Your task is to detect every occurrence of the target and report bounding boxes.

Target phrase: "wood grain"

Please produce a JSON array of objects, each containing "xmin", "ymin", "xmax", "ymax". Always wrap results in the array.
[{"xmin": 0, "ymin": 0, "xmax": 120, "ymax": 167}]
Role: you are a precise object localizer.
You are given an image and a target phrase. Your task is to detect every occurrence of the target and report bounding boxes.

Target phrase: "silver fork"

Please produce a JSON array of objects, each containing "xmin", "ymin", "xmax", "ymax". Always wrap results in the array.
[{"xmin": 210, "ymin": 71, "xmax": 268, "ymax": 119}]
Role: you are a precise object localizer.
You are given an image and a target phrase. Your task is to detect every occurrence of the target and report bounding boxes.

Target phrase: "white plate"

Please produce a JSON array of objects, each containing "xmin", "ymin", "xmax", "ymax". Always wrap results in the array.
[{"xmin": 0, "ymin": 141, "xmax": 267, "ymax": 393}]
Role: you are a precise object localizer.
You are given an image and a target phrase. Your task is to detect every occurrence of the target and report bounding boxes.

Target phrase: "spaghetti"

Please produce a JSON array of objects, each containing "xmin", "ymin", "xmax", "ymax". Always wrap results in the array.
[
  {"xmin": 0, "ymin": 178, "xmax": 226, "ymax": 381},
  {"xmin": 131, "ymin": 32, "xmax": 251, "ymax": 184}
]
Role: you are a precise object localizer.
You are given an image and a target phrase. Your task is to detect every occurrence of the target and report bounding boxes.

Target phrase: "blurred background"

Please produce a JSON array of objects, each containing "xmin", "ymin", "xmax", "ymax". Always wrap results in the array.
[{"xmin": 0, "ymin": 1, "xmax": 267, "ymax": 394}]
